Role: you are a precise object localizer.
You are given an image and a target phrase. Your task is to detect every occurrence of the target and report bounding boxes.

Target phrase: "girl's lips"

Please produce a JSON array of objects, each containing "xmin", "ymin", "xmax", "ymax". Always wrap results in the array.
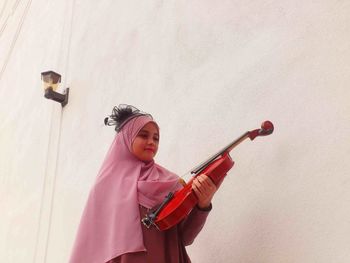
[{"xmin": 144, "ymin": 148, "xmax": 155, "ymax": 153}]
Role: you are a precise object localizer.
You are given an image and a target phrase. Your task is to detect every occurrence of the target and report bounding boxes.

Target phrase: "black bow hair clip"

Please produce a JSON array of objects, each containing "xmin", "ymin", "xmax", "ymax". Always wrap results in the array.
[{"xmin": 104, "ymin": 104, "xmax": 153, "ymax": 132}]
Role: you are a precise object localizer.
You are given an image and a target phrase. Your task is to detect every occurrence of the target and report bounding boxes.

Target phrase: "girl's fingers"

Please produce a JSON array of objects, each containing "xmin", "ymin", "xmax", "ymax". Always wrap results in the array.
[
  {"xmin": 196, "ymin": 175, "xmax": 217, "ymax": 193},
  {"xmin": 192, "ymin": 175, "xmax": 217, "ymax": 202},
  {"xmin": 192, "ymin": 179, "xmax": 205, "ymax": 197}
]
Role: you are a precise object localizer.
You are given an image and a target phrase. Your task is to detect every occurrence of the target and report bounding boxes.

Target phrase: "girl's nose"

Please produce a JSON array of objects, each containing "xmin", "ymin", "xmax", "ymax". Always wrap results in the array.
[{"xmin": 147, "ymin": 137, "xmax": 155, "ymax": 145}]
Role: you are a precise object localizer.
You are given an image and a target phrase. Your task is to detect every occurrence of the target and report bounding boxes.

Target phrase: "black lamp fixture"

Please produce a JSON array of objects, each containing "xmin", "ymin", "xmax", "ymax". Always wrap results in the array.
[{"xmin": 41, "ymin": 70, "xmax": 69, "ymax": 107}]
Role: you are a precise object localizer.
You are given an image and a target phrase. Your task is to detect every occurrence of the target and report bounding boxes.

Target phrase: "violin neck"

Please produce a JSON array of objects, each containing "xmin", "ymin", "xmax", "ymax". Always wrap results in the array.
[{"xmin": 191, "ymin": 132, "xmax": 250, "ymax": 175}]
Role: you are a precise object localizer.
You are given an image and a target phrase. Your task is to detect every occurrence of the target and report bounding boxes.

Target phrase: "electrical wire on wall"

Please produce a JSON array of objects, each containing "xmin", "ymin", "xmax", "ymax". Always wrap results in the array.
[
  {"xmin": 32, "ymin": 0, "xmax": 77, "ymax": 262},
  {"xmin": 0, "ymin": 0, "xmax": 10, "ymax": 28},
  {"xmin": 0, "ymin": 0, "xmax": 32, "ymax": 83}
]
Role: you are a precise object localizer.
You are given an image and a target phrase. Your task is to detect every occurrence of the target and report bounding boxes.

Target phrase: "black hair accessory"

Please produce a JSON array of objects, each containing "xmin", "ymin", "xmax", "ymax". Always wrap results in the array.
[{"xmin": 104, "ymin": 104, "xmax": 152, "ymax": 132}]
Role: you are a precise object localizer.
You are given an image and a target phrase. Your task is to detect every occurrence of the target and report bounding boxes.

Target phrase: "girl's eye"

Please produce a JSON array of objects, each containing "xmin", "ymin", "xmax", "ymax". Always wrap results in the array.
[
  {"xmin": 137, "ymin": 132, "xmax": 159, "ymax": 142},
  {"xmin": 139, "ymin": 134, "xmax": 148, "ymax": 138}
]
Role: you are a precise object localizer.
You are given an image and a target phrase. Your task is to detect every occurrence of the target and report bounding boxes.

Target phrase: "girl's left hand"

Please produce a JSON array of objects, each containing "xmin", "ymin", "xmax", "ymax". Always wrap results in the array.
[{"xmin": 192, "ymin": 174, "xmax": 217, "ymax": 209}]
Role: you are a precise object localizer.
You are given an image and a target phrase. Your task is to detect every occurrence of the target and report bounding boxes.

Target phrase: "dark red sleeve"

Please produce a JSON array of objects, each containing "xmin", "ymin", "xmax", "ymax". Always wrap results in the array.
[{"xmin": 179, "ymin": 205, "xmax": 211, "ymax": 246}]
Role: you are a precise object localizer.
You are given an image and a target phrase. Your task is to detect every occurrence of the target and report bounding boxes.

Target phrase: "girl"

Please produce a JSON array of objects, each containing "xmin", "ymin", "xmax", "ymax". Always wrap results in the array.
[{"xmin": 69, "ymin": 105, "xmax": 218, "ymax": 263}]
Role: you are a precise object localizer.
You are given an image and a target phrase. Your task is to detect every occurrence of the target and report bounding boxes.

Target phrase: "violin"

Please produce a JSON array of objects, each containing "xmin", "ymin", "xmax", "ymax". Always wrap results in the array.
[{"xmin": 142, "ymin": 121, "xmax": 274, "ymax": 230}]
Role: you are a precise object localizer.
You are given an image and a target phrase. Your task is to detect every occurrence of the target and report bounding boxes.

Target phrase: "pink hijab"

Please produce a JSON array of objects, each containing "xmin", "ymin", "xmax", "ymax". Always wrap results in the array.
[{"xmin": 69, "ymin": 116, "xmax": 182, "ymax": 263}]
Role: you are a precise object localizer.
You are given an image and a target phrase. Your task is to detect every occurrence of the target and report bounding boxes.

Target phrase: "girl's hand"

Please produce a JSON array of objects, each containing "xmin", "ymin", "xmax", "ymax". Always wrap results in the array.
[{"xmin": 192, "ymin": 174, "xmax": 217, "ymax": 209}]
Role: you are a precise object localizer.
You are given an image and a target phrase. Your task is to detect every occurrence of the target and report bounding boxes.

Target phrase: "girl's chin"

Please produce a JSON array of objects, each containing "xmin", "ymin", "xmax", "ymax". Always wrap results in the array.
[
  {"xmin": 142, "ymin": 158, "xmax": 154, "ymax": 163},
  {"xmin": 140, "ymin": 154, "xmax": 155, "ymax": 162}
]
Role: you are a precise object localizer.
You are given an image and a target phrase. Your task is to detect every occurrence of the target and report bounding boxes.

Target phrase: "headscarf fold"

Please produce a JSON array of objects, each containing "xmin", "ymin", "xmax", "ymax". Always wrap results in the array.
[{"xmin": 69, "ymin": 116, "xmax": 182, "ymax": 263}]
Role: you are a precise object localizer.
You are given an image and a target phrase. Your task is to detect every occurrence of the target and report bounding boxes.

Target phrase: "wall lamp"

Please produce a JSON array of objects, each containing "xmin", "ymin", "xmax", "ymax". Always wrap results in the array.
[{"xmin": 41, "ymin": 70, "xmax": 69, "ymax": 107}]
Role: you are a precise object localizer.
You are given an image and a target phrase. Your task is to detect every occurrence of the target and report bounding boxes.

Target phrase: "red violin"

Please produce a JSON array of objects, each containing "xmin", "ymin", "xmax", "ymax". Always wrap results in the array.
[{"xmin": 142, "ymin": 121, "xmax": 274, "ymax": 231}]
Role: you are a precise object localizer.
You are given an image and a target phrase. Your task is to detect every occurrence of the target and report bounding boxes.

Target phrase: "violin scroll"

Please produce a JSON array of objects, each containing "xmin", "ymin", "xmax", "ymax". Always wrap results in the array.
[
  {"xmin": 259, "ymin": 120, "xmax": 274, "ymax": 136},
  {"xmin": 248, "ymin": 120, "xmax": 274, "ymax": 140}
]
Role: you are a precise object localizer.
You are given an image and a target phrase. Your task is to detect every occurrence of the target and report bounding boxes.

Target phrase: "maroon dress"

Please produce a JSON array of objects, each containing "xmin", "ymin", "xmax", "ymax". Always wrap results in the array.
[{"xmin": 108, "ymin": 205, "xmax": 211, "ymax": 263}]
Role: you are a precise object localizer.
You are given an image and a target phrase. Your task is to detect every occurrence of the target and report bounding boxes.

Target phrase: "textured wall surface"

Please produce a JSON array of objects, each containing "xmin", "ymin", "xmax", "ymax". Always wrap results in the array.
[{"xmin": 1, "ymin": 1, "xmax": 350, "ymax": 262}]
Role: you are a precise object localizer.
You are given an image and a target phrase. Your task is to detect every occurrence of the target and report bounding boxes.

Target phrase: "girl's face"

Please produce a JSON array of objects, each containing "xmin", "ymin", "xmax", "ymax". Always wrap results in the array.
[{"xmin": 132, "ymin": 122, "xmax": 159, "ymax": 162}]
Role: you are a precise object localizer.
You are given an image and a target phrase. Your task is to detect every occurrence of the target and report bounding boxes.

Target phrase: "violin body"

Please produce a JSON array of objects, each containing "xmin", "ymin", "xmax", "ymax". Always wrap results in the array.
[
  {"xmin": 154, "ymin": 153, "xmax": 234, "ymax": 230},
  {"xmin": 141, "ymin": 121, "xmax": 274, "ymax": 231}
]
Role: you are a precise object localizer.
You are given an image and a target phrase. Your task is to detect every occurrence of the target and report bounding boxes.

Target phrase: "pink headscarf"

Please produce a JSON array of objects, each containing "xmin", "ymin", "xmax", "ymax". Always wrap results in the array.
[{"xmin": 69, "ymin": 116, "xmax": 182, "ymax": 263}]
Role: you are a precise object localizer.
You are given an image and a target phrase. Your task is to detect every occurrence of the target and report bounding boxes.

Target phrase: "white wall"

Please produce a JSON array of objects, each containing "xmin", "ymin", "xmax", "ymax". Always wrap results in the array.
[{"xmin": 1, "ymin": 1, "xmax": 350, "ymax": 262}]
